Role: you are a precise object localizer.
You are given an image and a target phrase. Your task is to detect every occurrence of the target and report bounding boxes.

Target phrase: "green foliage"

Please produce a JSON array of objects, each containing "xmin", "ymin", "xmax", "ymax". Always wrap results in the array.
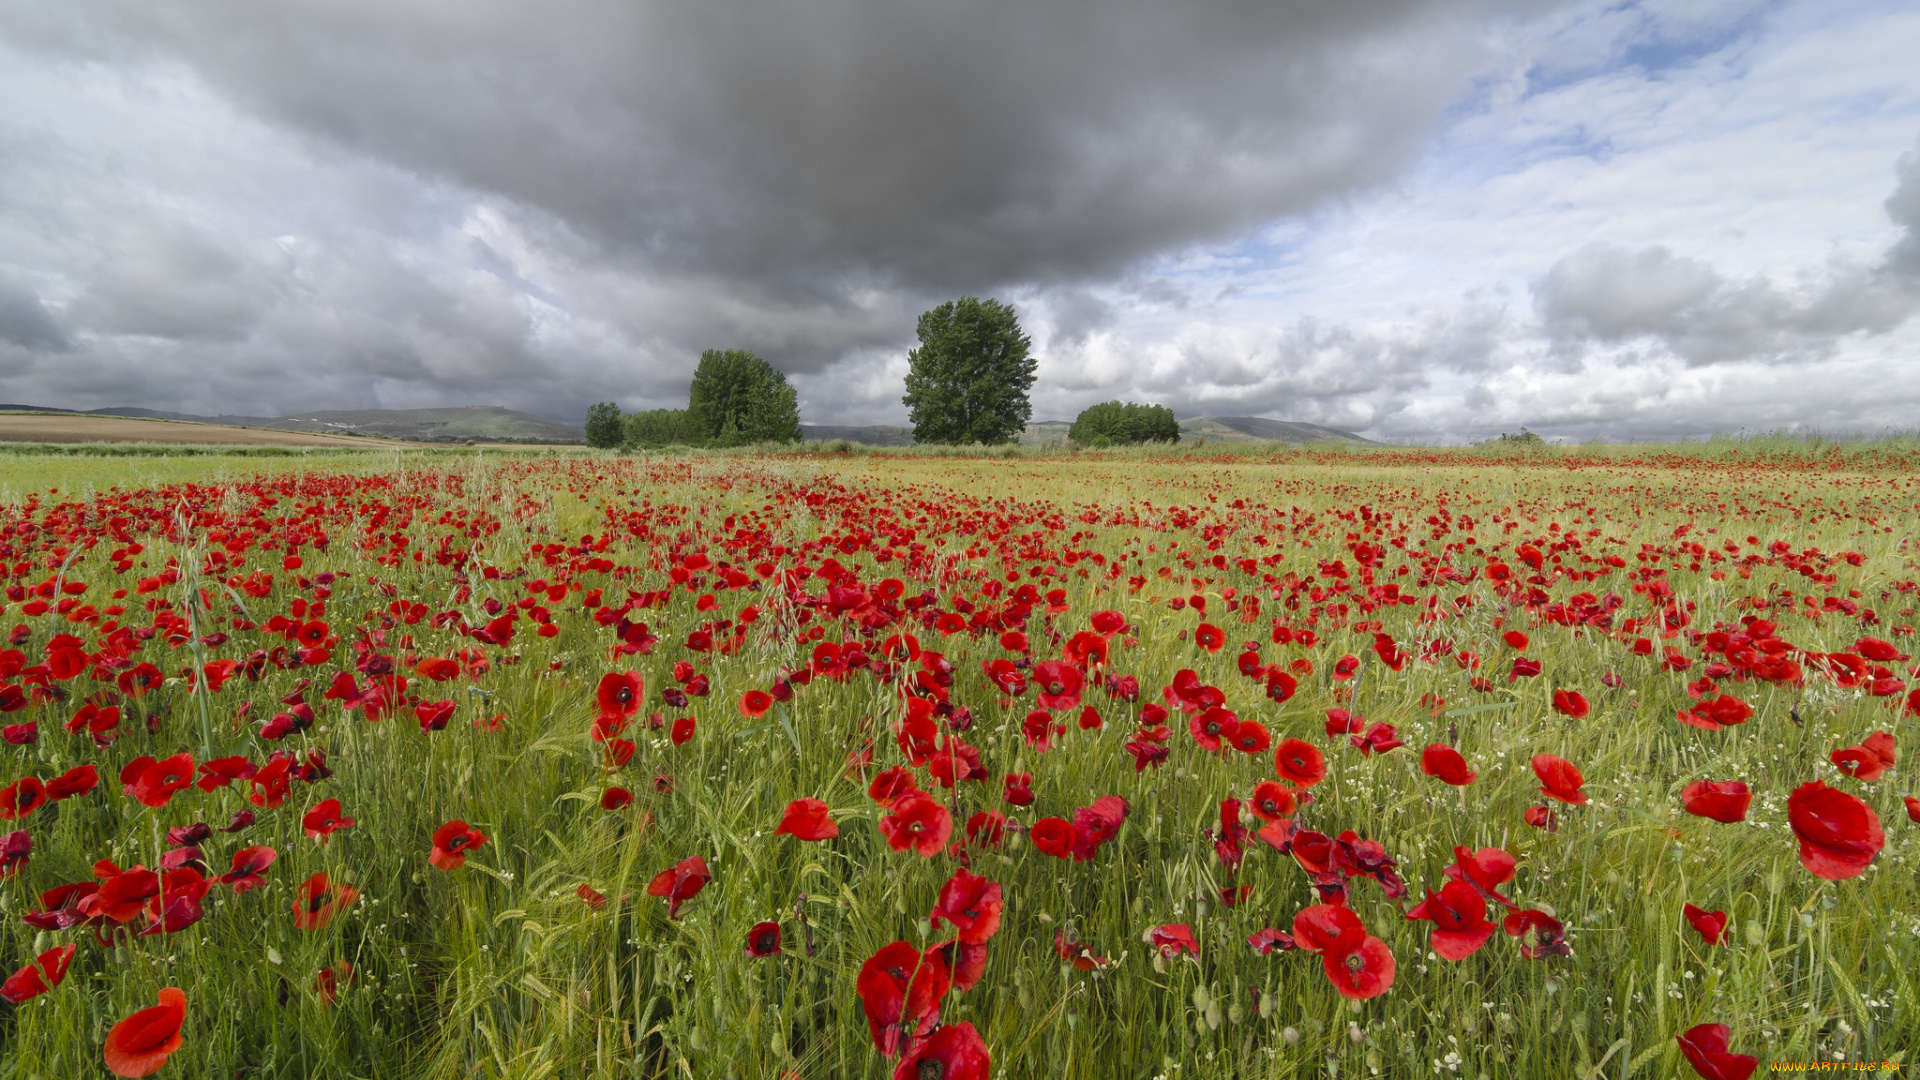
[
  {"xmin": 622, "ymin": 408, "xmax": 697, "ymax": 448},
  {"xmin": 685, "ymin": 349, "xmax": 802, "ymax": 446},
  {"xmin": 1068, "ymin": 400, "xmax": 1181, "ymax": 447},
  {"xmin": 583, "ymin": 402, "xmax": 624, "ymax": 448},
  {"xmin": 902, "ymin": 296, "xmax": 1037, "ymax": 445}
]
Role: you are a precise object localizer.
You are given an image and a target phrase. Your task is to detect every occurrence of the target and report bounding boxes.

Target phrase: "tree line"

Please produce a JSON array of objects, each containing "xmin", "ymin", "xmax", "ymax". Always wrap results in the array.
[{"xmin": 586, "ymin": 296, "xmax": 1178, "ymax": 449}]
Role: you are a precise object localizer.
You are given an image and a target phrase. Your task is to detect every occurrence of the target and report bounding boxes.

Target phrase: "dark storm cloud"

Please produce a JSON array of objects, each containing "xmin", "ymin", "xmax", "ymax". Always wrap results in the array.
[
  {"xmin": 0, "ymin": 273, "xmax": 67, "ymax": 351},
  {"xmin": 88, "ymin": 0, "xmax": 1517, "ymax": 304}
]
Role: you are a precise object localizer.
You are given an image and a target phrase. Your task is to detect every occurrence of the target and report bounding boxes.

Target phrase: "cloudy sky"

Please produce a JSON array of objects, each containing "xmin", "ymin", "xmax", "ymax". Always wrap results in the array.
[{"xmin": 1, "ymin": 0, "xmax": 1916, "ymax": 441}]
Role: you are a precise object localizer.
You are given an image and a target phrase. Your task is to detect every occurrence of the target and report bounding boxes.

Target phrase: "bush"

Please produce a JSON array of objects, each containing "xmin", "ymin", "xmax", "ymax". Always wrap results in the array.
[{"xmin": 1067, "ymin": 400, "xmax": 1180, "ymax": 446}]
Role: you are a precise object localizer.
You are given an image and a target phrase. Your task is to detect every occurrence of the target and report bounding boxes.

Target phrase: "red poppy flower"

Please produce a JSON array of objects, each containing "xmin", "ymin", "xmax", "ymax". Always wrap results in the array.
[
  {"xmin": 868, "ymin": 766, "xmax": 921, "ymax": 807},
  {"xmin": 891, "ymin": 1020, "xmax": 989, "ymax": 1080},
  {"xmin": 931, "ymin": 867, "xmax": 1003, "ymax": 944},
  {"xmin": 1265, "ymin": 669, "xmax": 1298, "ymax": 704},
  {"xmin": 1288, "ymin": 903, "xmax": 1361, "ymax": 956},
  {"xmin": 1444, "ymin": 846, "xmax": 1518, "ymax": 908},
  {"xmin": 1681, "ymin": 780, "xmax": 1751, "ymax": 823},
  {"xmin": 312, "ymin": 961, "xmax": 353, "ymax": 1007},
  {"xmin": 577, "ymin": 884, "xmax": 608, "ymax": 909},
  {"xmin": 103, "ymin": 986, "xmax": 187, "ymax": 1078},
  {"xmin": 1248, "ymin": 780, "xmax": 1298, "ymax": 821},
  {"xmin": 1331, "ymin": 654, "xmax": 1360, "ymax": 680},
  {"xmin": 1193, "ymin": 623, "xmax": 1225, "ymax": 653},
  {"xmin": 1070, "ymin": 796, "xmax": 1129, "ymax": 861},
  {"xmin": 745, "ymin": 920, "xmax": 782, "ymax": 958},
  {"xmin": 415, "ymin": 699, "xmax": 456, "ymax": 732},
  {"xmin": 1683, "ymin": 903, "xmax": 1728, "ymax": 946},
  {"xmin": 1146, "ymin": 923, "xmax": 1199, "ymax": 959},
  {"xmin": 46, "ymin": 763, "xmax": 100, "ymax": 800},
  {"xmin": 1906, "ymin": 795, "xmax": 1920, "ymax": 823},
  {"xmin": 1677, "ymin": 694, "xmax": 1753, "ymax": 731},
  {"xmin": 1524, "ymin": 805, "xmax": 1558, "ymax": 832},
  {"xmin": 1031, "ymin": 661, "xmax": 1084, "ymax": 710},
  {"xmin": 1001, "ymin": 772, "xmax": 1034, "ymax": 807},
  {"xmin": 596, "ymin": 671, "xmax": 644, "ymax": 717},
  {"xmin": 1322, "ymin": 935, "xmax": 1394, "ymax": 1000},
  {"xmin": 1531, "ymin": 754, "xmax": 1588, "ymax": 805},
  {"xmin": 1675, "ymin": 1023, "xmax": 1759, "ymax": 1080},
  {"xmin": 856, "ymin": 941, "xmax": 949, "ymax": 1057},
  {"xmin": 774, "ymin": 798, "xmax": 838, "ymax": 841},
  {"xmin": 1247, "ymin": 927, "xmax": 1297, "ymax": 955},
  {"xmin": 194, "ymin": 756, "xmax": 255, "ymax": 792},
  {"xmin": 1021, "ymin": 709, "xmax": 1061, "ymax": 752},
  {"xmin": 1420, "ymin": 744, "xmax": 1477, "ymax": 786},
  {"xmin": 1502, "ymin": 908, "xmax": 1570, "ymax": 958},
  {"xmin": 646, "ymin": 855, "xmax": 712, "ymax": 919},
  {"xmin": 0, "ymin": 943, "xmax": 75, "ymax": 1003},
  {"xmin": 1324, "ymin": 708, "xmax": 1366, "ymax": 737},
  {"xmin": 600, "ymin": 787, "xmax": 634, "ymax": 810},
  {"xmin": 1550, "ymin": 689, "xmax": 1590, "ymax": 719},
  {"xmin": 1029, "ymin": 816, "xmax": 1075, "ymax": 858},
  {"xmin": 84, "ymin": 865, "xmax": 162, "ymax": 923},
  {"xmin": 1830, "ymin": 731, "xmax": 1896, "ymax": 782},
  {"xmin": 123, "ymin": 754, "xmax": 196, "ymax": 808},
  {"xmin": 0, "ymin": 776, "xmax": 45, "ymax": 819},
  {"xmin": 1406, "ymin": 880, "xmax": 1497, "ymax": 960},
  {"xmin": 301, "ymin": 798, "xmax": 355, "ymax": 843},
  {"xmin": 219, "ymin": 845, "xmax": 277, "ymax": 893},
  {"xmin": 430, "ymin": 820, "xmax": 489, "ymax": 870},
  {"xmin": 1349, "ymin": 722, "xmax": 1404, "ymax": 756},
  {"xmin": 670, "ymin": 716, "xmax": 696, "ymax": 745},
  {"xmin": 1502, "ymin": 630, "xmax": 1529, "ymax": 650},
  {"xmin": 1, "ymin": 829, "xmax": 30, "ymax": 879},
  {"xmin": 1509, "ymin": 657, "xmax": 1542, "ymax": 681},
  {"xmin": 1229, "ymin": 718, "xmax": 1271, "ymax": 753},
  {"xmin": 1056, "ymin": 930, "xmax": 1111, "ymax": 969},
  {"xmin": 878, "ymin": 795, "xmax": 952, "ymax": 857},
  {"xmin": 739, "ymin": 690, "xmax": 773, "ymax": 718},
  {"xmin": 247, "ymin": 756, "xmax": 293, "ymax": 809},
  {"xmin": 1274, "ymin": 738, "xmax": 1327, "ymax": 787},
  {"xmin": 116, "ymin": 663, "xmax": 164, "ymax": 699},
  {"xmin": 1787, "ymin": 780, "xmax": 1885, "ymax": 880},
  {"xmin": 292, "ymin": 872, "xmax": 360, "ymax": 930},
  {"xmin": 1189, "ymin": 706, "xmax": 1239, "ymax": 752}
]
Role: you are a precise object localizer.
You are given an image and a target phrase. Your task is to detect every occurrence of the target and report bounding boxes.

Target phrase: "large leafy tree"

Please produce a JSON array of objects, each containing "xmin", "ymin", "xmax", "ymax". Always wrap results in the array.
[
  {"xmin": 902, "ymin": 297, "xmax": 1036, "ymax": 445},
  {"xmin": 584, "ymin": 402, "xmax": 624, "ymax": 448},
  {"xmin": 1067, "ymin": 401, "xmax": 1180, "ymax": 446},
  {"xmin": 686, "ymin": 349, "xmax": 802, "ymax": 445}
]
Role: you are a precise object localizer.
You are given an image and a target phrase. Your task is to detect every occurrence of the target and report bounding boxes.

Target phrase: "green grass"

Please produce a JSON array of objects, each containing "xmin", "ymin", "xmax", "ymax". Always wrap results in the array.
[{"xmin": 0, "ymin": 446, "xmax": 1915, "ymax": 1079}]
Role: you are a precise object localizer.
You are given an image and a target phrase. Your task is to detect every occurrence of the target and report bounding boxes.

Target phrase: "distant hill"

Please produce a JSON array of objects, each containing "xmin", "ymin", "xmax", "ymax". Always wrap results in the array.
[
  {"xmin": 85, "ymin": 405, "xmax": 583, "ymax": 443},
  {"xmin": 801, "ymin": 415, "xmax": 1371, "ymax": 447},
  {"xmin": 1181, "ymin": 416, "xmax": 1372, "ymax": 444},
  {"xmin": 799, "ymin": 423, "xmax": 917, "ymax": 447}
]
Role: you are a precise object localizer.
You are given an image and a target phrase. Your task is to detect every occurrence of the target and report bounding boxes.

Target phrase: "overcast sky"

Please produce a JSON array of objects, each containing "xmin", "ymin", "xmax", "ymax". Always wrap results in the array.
[{"xmin": 1, "ymin": 0, "xmax": 1916, "ymax": 441}]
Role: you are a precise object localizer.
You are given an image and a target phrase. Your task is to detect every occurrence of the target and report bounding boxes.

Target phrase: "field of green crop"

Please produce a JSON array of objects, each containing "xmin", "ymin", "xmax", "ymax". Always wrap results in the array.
[{"xmin": 0, "ymin": 442, "xmax": 1915, "ymax": 1079}]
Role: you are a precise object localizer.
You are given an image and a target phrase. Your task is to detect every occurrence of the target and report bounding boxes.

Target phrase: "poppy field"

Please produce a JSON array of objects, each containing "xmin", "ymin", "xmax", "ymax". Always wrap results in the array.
[{"xmin": 1, "ymin": 443, "xmax": 1917, "ymax": 1079}]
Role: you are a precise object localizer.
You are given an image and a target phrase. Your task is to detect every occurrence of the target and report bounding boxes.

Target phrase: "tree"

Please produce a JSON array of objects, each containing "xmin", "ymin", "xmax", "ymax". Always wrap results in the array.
[
  {"xmin": 585, "ymin": 402, "xmax": 624, "ymax": 448},
  {"xmin": 902, "ymin": 297, "xmax": 1036, "ymax": 445},
  {"xmin": 686, "ymin": 349, "xmax": 802, "ymax": 445},
  {"xmin": 1068, "ymin": 401, "xmax": 1180, "ymax": 447},
  {"xmin": 624, "ymin": 408, "xmax": 696, "ymax": 448}
]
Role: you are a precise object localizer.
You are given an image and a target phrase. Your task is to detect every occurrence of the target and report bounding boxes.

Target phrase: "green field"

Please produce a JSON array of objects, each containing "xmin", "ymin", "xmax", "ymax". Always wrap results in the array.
[{"xmin": 0, "ymin": 441, "xmax": 1915, "ymax": 1079}]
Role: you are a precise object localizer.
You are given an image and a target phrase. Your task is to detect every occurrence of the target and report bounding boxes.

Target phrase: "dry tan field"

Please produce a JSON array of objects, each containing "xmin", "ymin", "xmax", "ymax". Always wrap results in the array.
[{"xmin": 0, "ymin": 412, "xmax": 407, "ymax": 447}]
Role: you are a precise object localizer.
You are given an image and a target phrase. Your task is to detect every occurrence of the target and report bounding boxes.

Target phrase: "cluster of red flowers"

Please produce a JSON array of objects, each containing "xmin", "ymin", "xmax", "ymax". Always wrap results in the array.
[{"xmin": 0, "ymin": 454, "xmax": 1914, "ymax": 1075}]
